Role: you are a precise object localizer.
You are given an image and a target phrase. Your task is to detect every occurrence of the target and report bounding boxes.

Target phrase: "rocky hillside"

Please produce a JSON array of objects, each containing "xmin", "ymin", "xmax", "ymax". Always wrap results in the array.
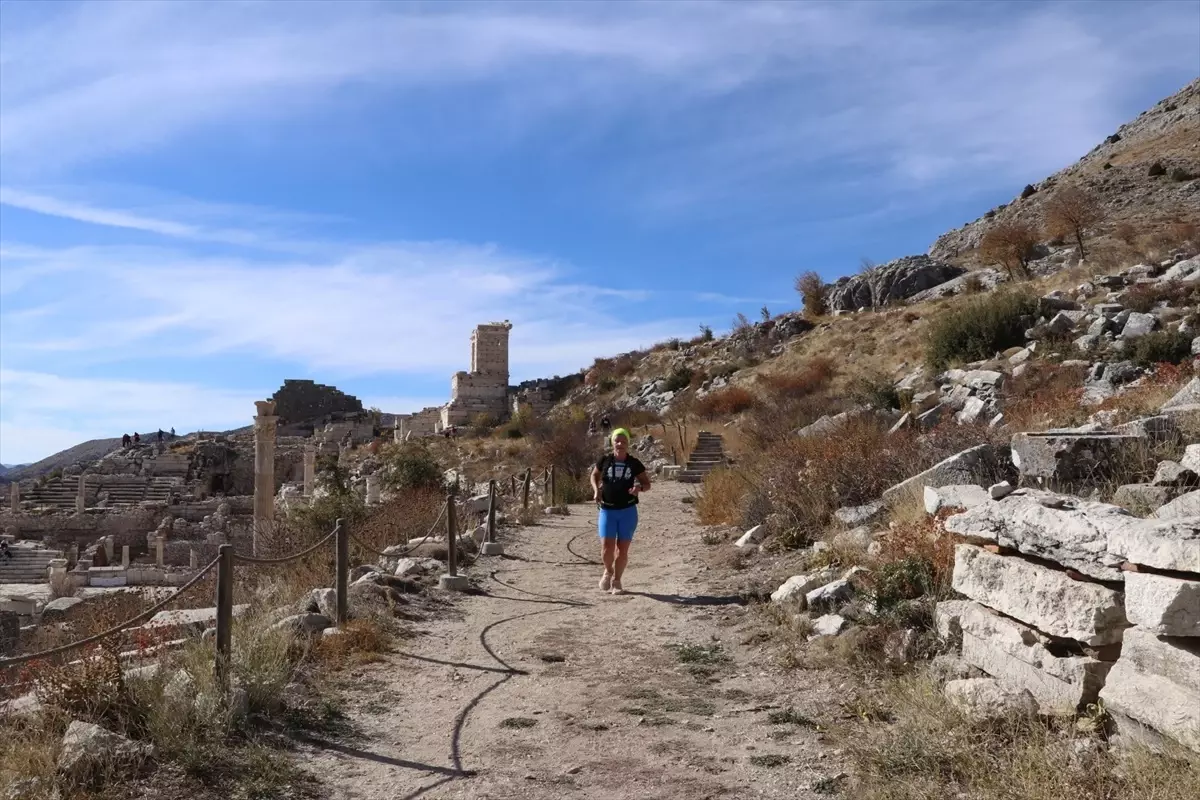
[{"xmin": 930, "ymin": 78, "xmax": 1200, "ymax": 264}]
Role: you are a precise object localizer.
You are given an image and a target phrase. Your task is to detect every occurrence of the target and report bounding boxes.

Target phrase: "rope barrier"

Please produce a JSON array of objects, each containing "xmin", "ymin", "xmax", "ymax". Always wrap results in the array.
[
  {"xmin": 231, "ymin": 527, "xmax": 338, "ymax": 565},
  {"xmin": 0, "ymin": 556, "xmax": 221, "ymax": 668},
  {"xmin": 348, "ymin": 504, "xmax": 448, "ymax": 559}
]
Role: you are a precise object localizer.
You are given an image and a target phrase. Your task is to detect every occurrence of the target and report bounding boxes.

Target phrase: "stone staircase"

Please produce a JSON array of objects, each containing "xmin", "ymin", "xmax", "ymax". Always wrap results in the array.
[
  {"xmin": 0, "ymin": 543, "xmax": 64, "ymax": 583},
  {"xmin": 100, "ymin": 477, "xmax": 180, "ymax": 507},
  {"xmin": 677, "ymin": 431, "xmax": 727, "ymax": 484},
  {"xmin": 23, "ymin": 476, "xmax": 97, "ymax": 511}
]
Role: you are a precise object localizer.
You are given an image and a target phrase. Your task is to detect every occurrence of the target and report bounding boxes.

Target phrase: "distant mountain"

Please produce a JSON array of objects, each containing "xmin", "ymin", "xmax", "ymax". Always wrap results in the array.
[{"xmin": 0, "ymin": 463, "xmax": 28, "ymax": 479}]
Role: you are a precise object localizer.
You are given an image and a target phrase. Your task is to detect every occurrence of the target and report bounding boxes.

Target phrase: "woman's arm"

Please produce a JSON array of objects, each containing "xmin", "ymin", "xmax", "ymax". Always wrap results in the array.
[
  {"xmin": 633, "ymin": 470, "xmax": 651, "ymax": 494},
  {"xmin": 590, "ymin": 466, "xmax": 602, "ymax": 500}
]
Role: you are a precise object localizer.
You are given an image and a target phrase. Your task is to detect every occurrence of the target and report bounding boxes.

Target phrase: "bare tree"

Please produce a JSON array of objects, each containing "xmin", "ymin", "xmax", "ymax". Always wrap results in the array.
[
  {"xmin": 732, "ymin": 312, "xmax": 752, "ymax": 333},
  {"xmin": 794, "ymin": 271, "xmax": 828, "ymax": 318},
  {"xmin": 978, "ymin": 221, "xmax": 1040, "ymax": 280},
  {"xmin": 1043, "ymin": 186, "xmax": 1105, "ymax": 260},
  {"xmin": 859, "ymin": 257, "xmax": 881, "ymax": 310}
]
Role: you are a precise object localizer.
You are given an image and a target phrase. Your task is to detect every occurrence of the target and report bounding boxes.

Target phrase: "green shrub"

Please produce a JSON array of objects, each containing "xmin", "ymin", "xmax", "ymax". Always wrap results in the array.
[
  {"xmin": 380, "ymin": 442, "xmax": 444, "ymax": 492},
  {"xmin": 663, "ymin": 366, "xmax": 694, "ymax": 392},
  {"xmin": 851, "ymin": 372, "xmax": 901, "ymax": 410},
  {"xmin": 926, "ymin": 291, "xmax": 1038, "ymax": 369},
  {"xmin": 1130, "ymin": 330, "xmax": 1193, "ymax": 367}
]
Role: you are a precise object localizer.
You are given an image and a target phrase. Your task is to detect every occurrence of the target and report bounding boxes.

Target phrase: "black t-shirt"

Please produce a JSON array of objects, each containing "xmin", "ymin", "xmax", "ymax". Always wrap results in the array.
[{"xmin": 596, "ymin": 454, "xmax": 646, "ymax": 510}]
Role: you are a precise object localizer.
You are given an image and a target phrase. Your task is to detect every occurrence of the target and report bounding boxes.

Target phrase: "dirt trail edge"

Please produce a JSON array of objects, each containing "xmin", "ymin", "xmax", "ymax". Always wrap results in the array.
[{"xmin": 299, "ymin": 482, "xmax": 849, "ymax": 800}]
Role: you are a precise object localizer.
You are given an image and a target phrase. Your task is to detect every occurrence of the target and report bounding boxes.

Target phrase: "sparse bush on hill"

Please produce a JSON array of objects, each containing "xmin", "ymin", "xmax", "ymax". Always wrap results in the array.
[
  {"xmin": 533, "ymin": 418, "xmax": 596, "ymax": 480},
  {"xmin": 379, "ymin": 441, "xmax": 444, "ymax": 493},
  {"xmin": 850, "ymin": 372, "xmax": 902, "ymax": 411},
  {"xmin": 758, "ymin": 357, "xmax": 836, "ymax": 402},
  {"xmin": 795, "ymin": 270, "xmax": 828, "ymax": 318},
  {"xmin": 925, "ymin": 290, "xmax": 1038, "ymax": 369},
  {"xmin": 1131, "ymin": 329, "xmax": 1194, "ymax": 368},
  {"xmin": 696, "ymin": 468, "xmax": 746, "ymax": 526},
  {"xmin": 698, "ymin": 324, "xmax": 714, "ymax": 342},
  {"xmin": 978, "ymin": 221, "xmax": 1039, "ymax": 280},
  {"xmin": 693, "ymin": 386, "xmax": 757, "ymax": 419},
  {"xmin": 663, "ymin": 365, "xmax": 694, "ymax": 392},
  {"xmin": 1043, "ymin": 185, "xmax": 1105, "ymax": 259}
]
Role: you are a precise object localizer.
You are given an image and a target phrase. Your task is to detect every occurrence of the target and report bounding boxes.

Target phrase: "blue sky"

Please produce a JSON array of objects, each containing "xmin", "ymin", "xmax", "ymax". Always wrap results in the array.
[{"xmin": 1, "ymin": 0, "xmax": 1198, "ymax": 464}]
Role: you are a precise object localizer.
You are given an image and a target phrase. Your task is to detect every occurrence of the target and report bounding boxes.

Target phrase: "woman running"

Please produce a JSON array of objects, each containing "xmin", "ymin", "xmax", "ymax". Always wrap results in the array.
[{"xmin": 591, "ymin": 428, "xmax": 650, "ymax": 594}]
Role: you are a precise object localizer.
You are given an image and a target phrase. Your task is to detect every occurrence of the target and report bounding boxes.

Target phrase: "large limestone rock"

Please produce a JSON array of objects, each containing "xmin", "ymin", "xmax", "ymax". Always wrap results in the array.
[
  {"xmin": 956, "ymin": 600, "xmax": 1113, "ymax": 712},
  {"xmin": 1125, "ymin": 572, "xmax": 1200, "ymax": 637},
  {"xmin": 57, "ymin": 720, "xmax": 153, "ymax": 782},
  {"xmin": 1099, "ymin": 628, "xmax": 1200, "ymax": 752},
  {"xmin": 1161, "ymin": 378, "xmax": 1200, "ymax": 412},
  {"xmin": 944, "ymin": 678, "xmax": 1039, "ymax": 720},
  {"xmin": 943, "ymin": 490, "xmax": 1129, "ymax": 581},
  {"xmin": 951, "ymin": 545, "xmax": 1127, "ymax": 645},
  {"xmin": 923, "ymin": 484, "xmax": 989, "ymax": 516},
  {"xmin": 770, "ymin": 569, "xmax": 838, "ymax": 609},
  {"xmin": 1153, "ymin": 490, "xmax": 1200, "ymax": 520},
  {"xmin": 1107, "ymin": 518, "xmax": 1200, "ymax": 573},
  {"xmin": 825, "ymin": 255, "xmax": 965, "ymax": 311},
  {"xmin": 1010, "ymin": 432, "xmax": 1145, "ymax": 484},
  {"xmin": 882, "ymin": 445, "xmax": 1006, "ymax": 505}
]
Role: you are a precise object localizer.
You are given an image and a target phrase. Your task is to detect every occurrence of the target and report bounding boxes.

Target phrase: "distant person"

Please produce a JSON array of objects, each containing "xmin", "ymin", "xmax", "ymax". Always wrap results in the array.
[
  {"xmin": 0, "ymin": 540, "xmax": 12, "ymax": 562},
  {"xmin": 600, "ymin": 416, "xmax": 611, "ymax": 434},
  {"xmin": 133, "ymin": 432, "xmax": 141, "ymax": 445},
  {"xmin": 590, "ymin": 427, "xmax": 650, "ymax": 595},
  {"xmin": 170, "ymin": 427, "xmax": 176, "ymax": 438},
  {"xmin": 122, "ymin": 433, "xmax": 132, "ymax": 448},
  {"xmin": 157, "ymin": 429, "xmax": 164, "ymax": 443}
]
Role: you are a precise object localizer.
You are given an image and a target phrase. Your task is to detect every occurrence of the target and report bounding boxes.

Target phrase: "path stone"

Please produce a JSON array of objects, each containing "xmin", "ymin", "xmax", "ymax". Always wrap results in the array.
[
  {"xmin": 944, "ymin": 678, "xmax": 1038, "ymax": 720},
  {"xmin": 57, "ymin": 721, "xmax": 153, "ymax": 783},
  {"xmin": 770, "ymin": 569, "xmax": 838, "ymax": 609}
]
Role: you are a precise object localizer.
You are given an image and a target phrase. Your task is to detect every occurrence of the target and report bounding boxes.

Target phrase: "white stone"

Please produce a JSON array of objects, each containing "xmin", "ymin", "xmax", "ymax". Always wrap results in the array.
[
  {"xmin": 811, "ymin": 614, "xmax": 847, "ymax": 637},
  {"xmin": 805, "ymin": 579, "xmax": 854, "ymax": 612},
  {"xmin": 1182, "ymin": 444, "xmax": 1200, "ymax": 474},
  {"xmin": 1162, "ymin": 378, "xmax": 1200, "ymax": 411},
  {"xmin": 882, "ymin": 445, "xmax": 1002, "ymax": 505},
  {"xmin": 988, "ymin": 481, "xmax": 1014, "ymax": 500},
  {"xmin": 770, "ymin": 569, "xmax": 838, "ymax": 609},
  {"xmin": 1120, "ymin": 312, "xmax": 1158, "ymax": 340},
  {"xmin": 1153, "ymin": 490, "xmax": 1200, "ymax": 520},
  {"xmin": 923, "ymin": 484, "xmax": 989, "ymax": 516},
  {"xmin": 951, "ymin": 545, "xmax": 1127, "ymax": 646},
  {"xmin": 955, "ymin": 396, "xmax": 987, "ymax": 425},
  {"xmin": 394, "ymin": 557, "xmax": 442, "ymax": 577},
  {"xmin": 935, "ymin": 600, "xmax": 974, "ymax": 647},
  {"xmin": 831, "ymin": 526, "xmax": 874, "ymax": 551},
  {"xmin": 735, "ymin": 525, "xmax": 766, "ymax": 548},
  {"xmin": 957, "ymin": 600, "xmax": 1112, "ymax": 712},
  {"xmin": 1099, "ymin": 628, "xmax": 1200, "ymax": 752},
  {"xmin": 833, "ymin": 501, "xmax": 885, "ymax": 528},
  {"xmin": 1125, "ymin": 572, "xmax": 1200, "ymax": 637},
  {"xmin": 57, "ymin": 721, "xmax": 153, "ymax": 782},
  {"xmin": 1108, "ymin": 518, "xmax": 1200, "ymax": 573},
  {"xmin": 944, "ymin": 678, "xmax": 1038, "ymax": 720},
  {"xmin": 270, "ymin": 613, "xmax": 333, "ymax": 635},
  {"xmin": 308, "ymin": 588, "xmax": 337, "ymax": 619}
]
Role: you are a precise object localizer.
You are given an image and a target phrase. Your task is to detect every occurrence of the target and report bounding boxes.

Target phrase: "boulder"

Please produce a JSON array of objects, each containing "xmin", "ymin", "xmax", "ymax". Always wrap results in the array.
[
  {"xmin": 825, "ymin": 255, "xmax": 965, "ymax": 311},
  {"xmin": 955, "ymin": 396, "xmax": 988, "ymax": 425},
  {"xmin": 394, "ymin": 557, "xmax": 442, "ymax": 577},
  {"xmin": 1159, "ymin": 255, "xmax": 1200, "ymax": 282},
  {"xmin": 806, "ymin": 579, "xmax": 854, "ymax": 612},
  {"xmin": 307, "ymin": 588, "xmax": 337, "ymax": 619},
  {"xmin": 923, "ymin": 484, "xmax": 989, "ymax": 516},
  {"xmin": 884, "ymin": 628, "xmax": 920, "ymax": 665},
  {"xmin": 1154, "ymin": 490, "xmax": 1200, "ymax": 520},
  {"xmin": 1153, "ymin": 461, "xmax": 1199, "ymax": 488},
  {"xmin": 1183, "ymin": 444, "xmax": 1200, "ymax": 474},
  {"xmin": 1099, "ymin": 628, "xmax": 1200, "ymax": 752},
  {"xmin": 951, "ymin": 545, "xmax": 1127, "ymax": 645},
  {"xmin": 734, "ymin": 524, "xmax": 766, "ymax": 549},
  {"xmin": 1161, "ymin": 378, "xmax": 1200, "ymax": 412},
  {"xmin": 811, "ymin": 614, "xmax": 847, "ymax": 637},
  {"xmin": 935, "ymin": 599, "xmax": 974, "ymax": 649},
  {"xmin": 57, "ymin": 720, "xmax": 153, "ymax": 783},
  {"xmin": 943, "ymin": 490, "xmax": 1131, "ymax": 581},
  {"xmin": 770, "ymin": 569, "xmax": 838, "ymax": 609},
  {"xmin": 1010, "ymin": 432, "xmax": 1144, "ymax": 484},
  {"xmin": 1124, "ymin": 572, "xmax": 1200, "ymax": 637},
  {"xmin": 882, "ymin": 445, "xmax": 1006, "ymax": 506},
  {"xmin": 1120, "ymin": 312, "xmax": 1158, "ymax": 340},
  {"xmin": 1107, "ymin": 518, "xmax": 1200, "ymax": 573},
  {"xmin": 41, "ymin": 596, "xmax": 84, "ymax": 620},
  {"xmin": 831, "ymin": 526, "xmax": 874, "ymax": 551},
  {"xmin": 833, "ymin": 501, "xmax": 885, "ymax": 528},
  {"xmin": 1113, "ymin": 484, "xmax": 1173, "ymax": 515},
  {"xmin": 270, "ymin": 613, "xmax": 333, "ymax": 635},
  {"xmin": 944, "ymin": 678, "xmax": 1039, "ymax": 720},
  {"xmin": 988, "ymin": 481, "xmax": 1015, "ymax": 501},
  {"xmin": 1114, "ymin": 415, "xmax": 1178, "ymax": 442},
  {"xmin": 956, "ymin": 600, "xmax": 1113, "ymax": 712}
]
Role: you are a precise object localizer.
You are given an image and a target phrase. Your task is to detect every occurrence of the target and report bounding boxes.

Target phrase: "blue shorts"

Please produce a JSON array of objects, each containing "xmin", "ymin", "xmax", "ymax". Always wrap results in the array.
[{"xmin": 598, "ymin": 505, "xmax": 638, "ymax": 542}]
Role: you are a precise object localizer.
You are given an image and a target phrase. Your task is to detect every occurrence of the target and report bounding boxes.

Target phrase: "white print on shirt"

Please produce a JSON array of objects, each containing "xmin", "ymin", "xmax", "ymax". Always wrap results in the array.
[{"xmin": 605, "ymin": 462, "xmax": 634, "ymax": 482}]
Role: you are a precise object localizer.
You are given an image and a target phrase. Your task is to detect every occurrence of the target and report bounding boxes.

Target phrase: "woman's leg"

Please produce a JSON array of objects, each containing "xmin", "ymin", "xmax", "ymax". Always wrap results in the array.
[
  {"xmin": 598, "ymin": 507, "xmax": 616, "ymax": 589},
  {"xmin": 611, "ymin": 506, "xmax": 637, "ymax": 590},
  {"xmin": 613, "ymin": 540, "xmax": 631, "ymax": 584}
]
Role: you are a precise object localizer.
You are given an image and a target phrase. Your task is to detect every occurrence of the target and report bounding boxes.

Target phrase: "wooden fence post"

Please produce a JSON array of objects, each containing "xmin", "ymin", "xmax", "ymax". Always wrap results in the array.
[
  {"xmin": 550, "ymin": 465, "xmax": 557, "ymax": 507},
  {"xmin": 335, "ymin": 518, "xmax": 348, "ymax": 626},
  {"xmin": 486, "ymin": 480, "xmax": 497, "ymax": 543},
  {"xmin": 445, "ymin": 494, "xmax": 458, "ymax": 577},
  {"xmin": 522, "ymin": 469, "xmax": 532, "ymax": 510},
  {"xmin": 214, "ymin": 544, "xmax": 233, "ymax": 690}
]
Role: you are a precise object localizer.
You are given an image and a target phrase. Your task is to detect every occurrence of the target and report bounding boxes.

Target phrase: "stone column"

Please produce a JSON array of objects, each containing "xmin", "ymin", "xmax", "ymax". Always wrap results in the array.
[
  {"xmin": 9, "ymin": 482, "xmax": 18, "ymax": 509},
  {"xmin": 76, "ymin": 475, "xmax": 87, "ymax": 513},
  {"xmin": 303, "ymin": 446, "xmax": 316, "ymax": 497},
  {"xmin": 366, "ymin": 474, "xmax": 381, "ymax": 505},
  {"xmin": 253, "ymin": 399, "xmax": 279, "ymax": 555},
  {"xmin": 103, "ymin": 536, "xmax": 114, "ymax": 563},
  {"xmin": 121, "ymin": 545, "xmax": 130, "ymax": 568},
  {"xmin": 155, "ymin": 536, "xmax": 165, "ymax": 567},
  {"xmin": 189, "ymin": 548, "xmax": 199, "ymax": 569}
]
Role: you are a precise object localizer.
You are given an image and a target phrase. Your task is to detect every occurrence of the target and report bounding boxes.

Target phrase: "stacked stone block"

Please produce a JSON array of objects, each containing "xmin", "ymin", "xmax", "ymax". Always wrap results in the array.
[
  {"xmin": 271, "ymin": 379, "xmax": 363, "ymax": 425},
  {"xmin": 938, "ymin": 488, "xmax": 1200, "ymax": 750}
]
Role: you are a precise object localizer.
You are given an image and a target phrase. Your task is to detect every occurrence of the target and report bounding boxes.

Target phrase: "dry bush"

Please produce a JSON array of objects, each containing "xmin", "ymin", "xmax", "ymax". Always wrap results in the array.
[
  {"xmin": 693, "ymin": 386, "xmax": 757, "ymax": 420},
  {"xmin": 1123, "ymin": 280, "xmax": 1200, "ymax": 314},
  {"xmin": 1099, "ymin": 362, "xmax": 1195, "ymax": 420},
  {"xmin": 925, "ymin": 290, "xmax": 1038, "ymax": 369},
  {"xmin": 695, "ymin": 468, "xmax": 746, "ymax": 526},
  {"xmin": 842, "ymin": 675, "xmax": 1200, "ymax": 800},
  {"xmin": 1114, "ymin": 220, "xmax": 1139, "ymax": 245},
  {"xmin": 48, "ymin": 570, "xmax": 79, "ymax": 600},
  {"xmin": 978, "ymin": 221, "xmax": 1040, "ymax": 280},
  {"xmin": 741, "ymin": 391, "xmax": 847, "ymax": 452},
  {"xmin": 1130, "ymin": 330, "xmax": 1194, "ymax": 368},
  {"xmin": 532, "ymin": 418, "xmax": 597, "ymax": 481},
  {"xmin": 313, "ymin": 617, "xmax": 391, "ymax": 668},
  {"xmin": 758, "ymin": 357, "xmax": 837, "ymax": 402},
  {"xmin": 795, "ymin": 270, "xmax": 828, "ymax": 318},
  {"xmin": 1002, "ymin": 362, "xmax": 1092, "ymax": 432},
  {"xmin": 1043, "ymin": 186, "xmax": 1105, "ymax": 259}
]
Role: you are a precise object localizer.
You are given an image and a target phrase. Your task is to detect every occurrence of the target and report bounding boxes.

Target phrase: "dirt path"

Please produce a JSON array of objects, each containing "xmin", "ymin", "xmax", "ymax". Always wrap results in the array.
[{"xmin": 299, "ymin": 482, "xmax": 849, "ymax": 799}]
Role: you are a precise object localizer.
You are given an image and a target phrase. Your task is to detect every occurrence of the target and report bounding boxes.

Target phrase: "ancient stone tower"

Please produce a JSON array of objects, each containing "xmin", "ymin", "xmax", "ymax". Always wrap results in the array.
[
  {"xmin": 471, "ymin": 322, "xmax": 511, "ymax": 378},
  {"xmin": 437, "ymin": 321, "xmax": 513, "ymax": 429}
]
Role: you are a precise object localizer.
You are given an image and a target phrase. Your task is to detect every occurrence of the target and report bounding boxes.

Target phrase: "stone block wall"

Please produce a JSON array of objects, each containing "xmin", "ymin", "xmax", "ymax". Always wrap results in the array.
[
  {"xmin": 271, "ymin": 379, "xmax": 364, "ymax": 424},
  {"xmin": 471, "ymin": 322, "xmax": 511, "ymax": 377}
]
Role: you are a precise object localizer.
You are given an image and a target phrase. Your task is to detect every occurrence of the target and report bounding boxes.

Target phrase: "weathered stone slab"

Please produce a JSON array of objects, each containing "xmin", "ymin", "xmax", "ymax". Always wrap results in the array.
[
  {"xmin": 924, "ymin": 484, "xmax": 989, "ymax": 515},
  {"xmin": 956, "ymin": 600, "xmax": 1112, "ymax": 712},
  {"xmin": 1108, "ymin": 518, "xmax": 1200, "ymax": 573},
  {"xmin": 1125, "ymin": 572, "xmax": 1200, "ymax": 637},
  {"xmin": 770, "ymin": 568, "xmax": 838, "ymax": 609},
  {"xmin": 934, "ymin": 600, "xmax": 974, "ymax": 648},
  {"xmin": 1010, "ymin": 432, "xmax": 1144, "ymax": 483},
  {"xmin": 1153, "ymin": 490, "xmax": 1200, "ymax": 520},
  {"xmin": 882, "ymin": 445, "xmax": 1005, "ymax": 505},
  {"xmin": 1162, "ymin": 378, "xmax": 1200, "ymax": 411},
  {"xmin": 1099, "ymin": 628, "xmax": 1200, "ymax": 752},
  {"xmin": 1182, "ymin": 444, "xmax": 1200, "ymax": 474},
  {"xmin": 951, "ymin": 545, "xmax": 1127, "ymax": 645},
  {"xmin": 1113, "ymin": 484, "xmax": 1172, "ymax": 515},
  {"xmin": 944, "ymin": 678, "xmax": 1038, "ymax": 719},
  {"xmin": 146, "ymin": 604, "xmax": 249, "ymax": 629},
  {"xmin": 944, "ymin": 490, "xmax": 1129, "ymax": 581},
  {"xmin": 833, "ymin": 501, "xmax": 885, "ymax": 528}
]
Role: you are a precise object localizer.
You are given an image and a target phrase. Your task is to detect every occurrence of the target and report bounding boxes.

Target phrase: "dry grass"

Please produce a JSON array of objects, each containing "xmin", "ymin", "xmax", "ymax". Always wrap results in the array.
[
  {"xmin": 693, "ymin": 386, "xmax": 757, "ymax": 419},
  {"xmin": 1002, "ymin": 362, "xmax": 1092, "ymax": 431},
  {"xmin": 695, "ymin": 468, "xmax": 747, "ymax": 526},
  {"xmin": 841, "ymin": 675, "xmax": 1200, "ymax": 800}
]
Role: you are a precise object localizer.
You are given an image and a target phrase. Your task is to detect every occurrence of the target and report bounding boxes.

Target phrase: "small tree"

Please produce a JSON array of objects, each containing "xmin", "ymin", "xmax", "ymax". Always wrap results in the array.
[
  {"xmin": 1043, "ymin": 186, "xmax": 1105, "ymax": 260},
  {"xmin": 760, "ymin": 305, "xmax": 771, "ymax": 322},
  {"xmin": 794, "ymin": 271, "xmax": 827, "ymax": 317},
  {"xmin": 698, "ymin": 324, "xmax": 714, "ymax": 341},
  {"xmin": 978, "ymin": 221, "xmax": 1039, "ymax": 280},
  {"xmin": 859, "ymin": 257, "xmax": 881, "ymax": 310}
]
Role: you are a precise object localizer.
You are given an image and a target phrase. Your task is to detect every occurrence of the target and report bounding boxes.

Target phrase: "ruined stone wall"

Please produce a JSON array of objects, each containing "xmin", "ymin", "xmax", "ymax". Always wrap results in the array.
[
  {"xmin": 513, "ymin": 387, "xmax": 556, "ymax": 418},
  {"xmin": 471, "ymin": 322, "xmax": 511, "ymax": 376},
  {"xmin": 396, "ymin": 408, "xmax": 440, "ymax": 438},
  {"xmin": 271, "ymin": 379, "xmax": 363, "ymax": 424}
]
